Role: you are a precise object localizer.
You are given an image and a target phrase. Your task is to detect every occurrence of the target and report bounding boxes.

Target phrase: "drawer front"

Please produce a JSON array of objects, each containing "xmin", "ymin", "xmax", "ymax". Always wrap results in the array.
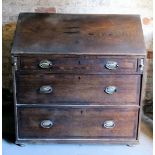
[
  {"xmin": 17, "ymin": 74, "xmax": 140, "ymax": 105},
  {"xmin": 17, "ymin": 107, "xmax": 138, "ymax": 139},
  {"xmin": 19, "ymin": 56, "xmax": 138, "ymax": 74}
]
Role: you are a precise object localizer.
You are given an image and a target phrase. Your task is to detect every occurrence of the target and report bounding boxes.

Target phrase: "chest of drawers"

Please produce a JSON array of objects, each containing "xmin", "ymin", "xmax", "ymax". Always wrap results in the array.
[{"xmin": 11, "ymin": 13, "xmax": 146, "ymax": 145}]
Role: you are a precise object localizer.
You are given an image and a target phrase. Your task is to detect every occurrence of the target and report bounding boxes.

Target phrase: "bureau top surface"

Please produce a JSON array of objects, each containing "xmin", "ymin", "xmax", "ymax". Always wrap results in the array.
[{"xmin": 11, "ymin": 13, "xmax": 146, "ymax": 55}]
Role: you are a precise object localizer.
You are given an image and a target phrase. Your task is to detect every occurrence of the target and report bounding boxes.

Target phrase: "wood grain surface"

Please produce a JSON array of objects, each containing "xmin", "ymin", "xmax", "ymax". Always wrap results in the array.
[
  {"xmin": 19, "ymin": 55, "xmax": 139, "ymax": 74},
  {"xmin": 11, "ymin": 13, "xmax": 146, "ymax": 55},
  {"xmin": 17, "ymin": 107, "xmax": 138, "ymax": 139},
  {"xmin": 16, "ymin": 74, "xmax": 141, "ymax": 105}
]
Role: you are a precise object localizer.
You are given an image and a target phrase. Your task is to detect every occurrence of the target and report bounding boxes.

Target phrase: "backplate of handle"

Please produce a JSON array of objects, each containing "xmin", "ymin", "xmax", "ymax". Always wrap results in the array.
[
  {"xmin": 105, "ymin": 86, "xmax": 117, "ymax": 95},
  {"xmin": 103, "ymin": 120, "xmax": 115, "ymax": 128},
  {"xmin": 105, "ymin": 61, "xmax": 118, "ymax": 70},
  {"xmin": 39, "ymin": 85, "xmax": 53, "ymax": 94},
  {"xmin": 40, "ymin": 120, "xmax": 53, "ymax": 128},
  {"xmin": 39, "ymin": 59, "xmax": 53, "ymax": 69}
]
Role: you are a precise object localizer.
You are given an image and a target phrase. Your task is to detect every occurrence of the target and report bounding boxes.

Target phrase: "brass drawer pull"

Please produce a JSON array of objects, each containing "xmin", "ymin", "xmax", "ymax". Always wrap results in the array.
[
  {"xmin": 105, "ymin": 61, "xmax": 118, "ymax": 70},
  {"xmin": 39, "ymin": 60, "xmax": 53, "ymax": 69},
  {"xmin": 39, "ymin": 85, "xmax": 53, "ymax": 94},
  {"xmin": 103, "ymin": 120, "xmax": 115, "ymax": 128},
  {"xmin": 105, "ymin": 86, "xmax": 117, "ymax": 95},
  {"xmin": 139, "ymin": 58, "xmax": 144, "ymax": 71},
  {"xmin": 40, "ymin": 120, "xmax": 54, "ymax": 128}
]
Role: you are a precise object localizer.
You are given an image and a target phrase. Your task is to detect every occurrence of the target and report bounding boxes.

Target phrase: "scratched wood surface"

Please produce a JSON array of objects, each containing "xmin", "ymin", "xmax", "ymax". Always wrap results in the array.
[
  {"xmin": 11, "ymin": 13, "xmax": 145, "ymax": 55},
  {"xmin": 17, "ymin": 107, "xmax": 138, "ymax": 139},
  {"xmin": 16, "ymin": 74, "xmax": 140, "ymax": 105},
  {"xmin": 19, "ymin": 55, "xmax": 140, "ymax": 74}
]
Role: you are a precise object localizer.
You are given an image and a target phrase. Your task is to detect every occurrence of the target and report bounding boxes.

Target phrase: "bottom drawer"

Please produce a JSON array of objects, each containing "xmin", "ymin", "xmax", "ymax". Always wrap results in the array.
[{"xmin": 17, "ymin": 107, "xmax": 139, "ymax": 140}]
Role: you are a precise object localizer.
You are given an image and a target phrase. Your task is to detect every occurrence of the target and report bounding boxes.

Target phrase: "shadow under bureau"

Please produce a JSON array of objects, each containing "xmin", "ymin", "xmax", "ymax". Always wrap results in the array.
[{"xmin": 11, "ymin": 13, "xmax": 146, "ymax": 145}]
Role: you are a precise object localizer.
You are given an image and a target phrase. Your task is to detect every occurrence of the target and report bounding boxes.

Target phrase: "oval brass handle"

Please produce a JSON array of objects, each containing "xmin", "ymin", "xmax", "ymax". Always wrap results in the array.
[
  {"xmin": 105, "ymin": 86, "xmax": 117, "ymax": 95},
  {"xmin": 105, "ymin": 61, "xmax": 118, "ymax": 70},
  {"xmin": 103, "ymin": 120, "xmax": 115, "ymax": 128},
  {"xmin": 39, "ymin": 60, "xmax": 52, "ymax": 69},
  {"xmin": 39, "ymin": 85, "xmax": 53, "ymax": 94},
  {"xmin": 40, "ymin": 120, "xmax": 54, "ymax": 128}
]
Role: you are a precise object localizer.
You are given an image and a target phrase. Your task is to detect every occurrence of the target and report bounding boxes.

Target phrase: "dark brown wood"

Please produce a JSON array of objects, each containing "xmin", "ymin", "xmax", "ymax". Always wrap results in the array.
[
  {"xmin": 19, "ymin": 55, "xmax": 139, "ymax": 74},
  {"xmin": 11, "ymin": 13, "xmax": 146, "ymax": 145},
  {"xmin": 17, "ymin": 107, "xmax": 138, "ymax": 139},
  {"xmin": 16, "ymin": 74, "xmax": 140, "ymax": 105},
  {"xmin": 11, "ymin": 13, "xmax": 146, "ymax": 55},
  {"xmin": 147, "ymin": 51, "xmax": 153, "ymax": 59}
]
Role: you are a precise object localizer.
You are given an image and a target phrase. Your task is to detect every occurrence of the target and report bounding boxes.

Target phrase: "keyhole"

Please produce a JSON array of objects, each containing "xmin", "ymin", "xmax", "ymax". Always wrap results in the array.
[
  {"xmin": 78, "ymin": 76, "xmax": 81, "ymax": 80},
  {"xmin": 80, "ymin": 110, "xmax": 83, "ymax": 115},
  {"xmin": 88, "ymin": 33, "xmax": 94, "ymax": 36},
  {"xmin": 78, "ymin": 60, "xmax": 81, "ymax": 65}
]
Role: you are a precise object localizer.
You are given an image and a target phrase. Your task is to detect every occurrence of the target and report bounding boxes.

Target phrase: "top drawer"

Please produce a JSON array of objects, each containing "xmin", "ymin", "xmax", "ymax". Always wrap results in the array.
[{"xmin": 18, "ymin": 55, "xmax": 140, "ymax": 74}]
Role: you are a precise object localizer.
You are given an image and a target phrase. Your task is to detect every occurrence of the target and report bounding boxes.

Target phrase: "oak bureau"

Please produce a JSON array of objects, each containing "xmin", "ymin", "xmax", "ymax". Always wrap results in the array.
[{"xmin": 11, "ymin": 13, "xmax": 146, "ymax": 146}]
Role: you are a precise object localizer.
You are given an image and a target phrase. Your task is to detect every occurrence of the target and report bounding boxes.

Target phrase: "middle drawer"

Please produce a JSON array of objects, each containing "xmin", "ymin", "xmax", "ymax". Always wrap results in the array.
[{"xmin": 16, "ymin": 74, "xmax": 140, "ymax": 105}]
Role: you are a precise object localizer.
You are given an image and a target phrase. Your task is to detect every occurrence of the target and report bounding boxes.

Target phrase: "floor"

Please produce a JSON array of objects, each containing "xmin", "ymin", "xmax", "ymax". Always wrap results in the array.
[{"xmin": 2, "ymin": 119, "xmax": 153, "ymax": 155}]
